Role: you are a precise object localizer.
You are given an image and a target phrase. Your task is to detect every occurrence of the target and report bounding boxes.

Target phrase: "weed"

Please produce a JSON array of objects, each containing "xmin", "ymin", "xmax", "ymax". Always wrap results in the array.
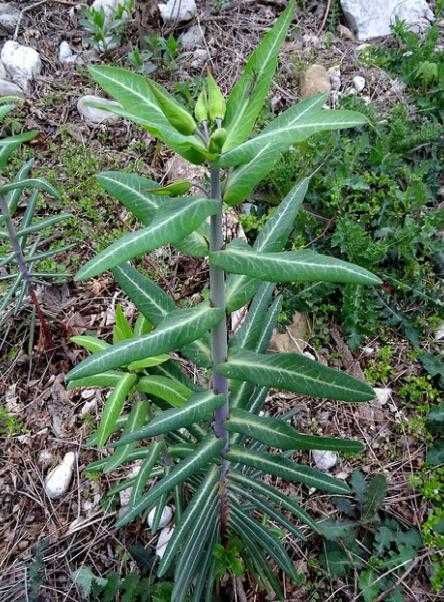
[{"xmin": 0, "ymin": 406, "xmax": 25, "ymax": 436}]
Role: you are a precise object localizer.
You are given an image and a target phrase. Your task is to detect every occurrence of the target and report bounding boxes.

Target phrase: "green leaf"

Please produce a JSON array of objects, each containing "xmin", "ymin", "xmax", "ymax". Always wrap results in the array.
[
  {"xmin": 0, "ymin": 131, "xmax": 38, "ymax": 171},
  {"xmin": 361, "ymin": 474, "xmax": 387, "ymax": 522},
  {"xmin": 211, "ymin": 241, "xmax": 381, "ymax": 286},
  {"xmin": 219, "ymin": 351, "xmax": 376, "ymax": 402},
  {"xmin": 103, "ymin": 399, "xmax": 148, "ymax": 473},
  {"xmin": 220, "ymin": 102, "xmax": 366, "ymax": 168},
  {"xmin": 66, "ymin": 302, "xmax": 223, "ymax": 381},
  {"xmin": 222, "ymin": 1, "xmax": 295, "ymax": 151},
  {"xmin": 149, "ymin": 180, "xmax": 192, "ymax": 197},
  {"xmin": 6, "ymin": 159, "xmax": 34, "ymax": 216},
  {"xmin": 116, "ymin": 437, "xmax": 223, "ymax": 527},
  {"xmin": 88, "ymin": 65, "xmax": 209, "ymax": 164},
  {"xmin": 113, "ymin": 304, "xmax": 133, "ymax": 342},
  {"xmin": 223, "ymin": 142, "xmax": 281, "ymax": 205},
  {"xmin": 71, "ymin": 335, "xmax": 110, "ymax": 354},
  {"xmin": 158, "ymin": 466, "xmax": 219, "ymax": 576},
  {"xmin": 230, "ymin": 282, "xmax": 274, "ymax": 351},
  {"xmin": 76, "ymin": 197, "xmax": 218, "ymax": 280},
  {"xmin": 206, "ymin": 73, "xmax": 226, "ymax": 121},
  {"xmin": 225, "ymin": 178, "xmax": 309, "ymax": 311},
  {"xmin": 426, "ymin": 403, "xmax": 444, "ymax": 435},
  {"xmin": 113, "ymin": 263, "xmax": 175, "ymax": 324},
  {"xmin": 227, "ymin": 409, "xmax": 364, "ymax": 453},
  {"xmin": 97, "ymin": 171, "xmax": 160, "ymax": 221},
  {"xmin": 114, "ymin": 391, "xmax": 225, "ymax": 445},
  {"xmin": 229, "ymin": 470, "xmax": 320, "ymax": 532},
  {"xmin": 229, "ymin": 485, "xmax": 304, "ymax": 541},
  {"xmin": 127, "ymin": 354, "xmax": 169, "ymax": 371},
  {"xmin": 226, "ymin": 446, "xmax": 350, "ymax": 494},
  {"xmin": 147, "ymin": 78, "xmax": 197, "ymax": 135},
  {"xmin": 230, "ymin": 505, "xmax": 298, "ymax": 581},
  {"xmin": 0, "ymin": 178, "xmax": 59, "ymax": 200},
  {"xmin": 95, "ymin": 372, "xmax": 137, "ymax": 446},
  {"xmin": 136, "ymin": 374, "xmax": 192, "ymax": 407}
]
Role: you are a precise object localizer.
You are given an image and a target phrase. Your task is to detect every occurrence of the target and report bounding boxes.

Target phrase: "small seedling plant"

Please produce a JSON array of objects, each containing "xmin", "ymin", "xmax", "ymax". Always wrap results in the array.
[
  {"xmin": 0, "ymin": 98, "xmax": 68, "ymax": 344},
  {"xmin": 68, "ymin": 3, "xmax": 381, "ymax": 598}
]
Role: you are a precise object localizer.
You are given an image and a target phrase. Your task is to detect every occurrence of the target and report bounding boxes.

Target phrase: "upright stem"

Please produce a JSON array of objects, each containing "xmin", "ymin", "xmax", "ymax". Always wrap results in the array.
[{"xmin": 209, "ymin": 166, "xmax": 230, "ymax": 540}]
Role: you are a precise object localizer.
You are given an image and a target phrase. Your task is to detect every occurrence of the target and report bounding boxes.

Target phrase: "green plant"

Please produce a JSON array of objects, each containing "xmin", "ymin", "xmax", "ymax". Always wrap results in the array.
[
  {"xmin": 264, "ymin": 99, "xmax": 443, "ymax": 349},
  {"xmin": 0, "ymin": 406, "xmax": 25, "ymax": 436},
  {"xmin": 128, "ymin": 34, "xmax": 180, "ymax": 75},
  {"xmin": 361, "ymin": 20, "xmax": 443, "ymax": 118},
  {"xmin": 323, "ymin": 472, "xmax": 425, "ymax": 601},
  {"xmin": 66, "ymin": 3, "xmax": 381, "ymax": 598},
  {"xmin": 0, "ymin": 98, "xmax": 68, "ymax": 344},
  {"xmin": 82, "ymin": 0, "xmax": 134, "ymax": 53}
]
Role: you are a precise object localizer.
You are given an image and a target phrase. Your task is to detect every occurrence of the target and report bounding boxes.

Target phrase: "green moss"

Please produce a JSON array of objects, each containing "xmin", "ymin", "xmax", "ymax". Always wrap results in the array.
[
  {"xmin": 0, "ymin": 406, "xmax": 25, "ymax": 436},
  {"xmin": 364, "ymin": 345, "xmax": 395, "ymax": 385}
]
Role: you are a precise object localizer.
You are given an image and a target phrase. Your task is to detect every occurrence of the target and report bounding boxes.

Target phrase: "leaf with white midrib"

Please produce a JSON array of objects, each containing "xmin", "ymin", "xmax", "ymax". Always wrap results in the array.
[
  {"xmin": 227, "ymin": 446, "xmax": 350, "ymax": 494},
  {"xmin": 116, "ymin": 436, "xmax": 223, "ymax": 527},
  {"xmin": 76, "ymin": 197, "xmax": 218, "ymax": 281},
  {"xmin": 219, "ymin": 350, "xmax": 375, "ymax": 402},
  {"xmin": 225, "ymin": 178, "xmax": 309, "ymax": 311},
  {"xmin": 212, "ymin": 242, "xmax": 381, "ymax": 286},
  {"xmin": 95, "ymin": 372, "xmax": 137, "ymax": 446},
  {"xmin": 66, "ymin": 303, "xmax": 224, "ymax": 381},
  {"xmin": 227, "ymin": 408, "xmax": 364, "ymax": 453},
  {"xmin": 114, "ymin": 391, "xmax": 225, "ymax": 445}
]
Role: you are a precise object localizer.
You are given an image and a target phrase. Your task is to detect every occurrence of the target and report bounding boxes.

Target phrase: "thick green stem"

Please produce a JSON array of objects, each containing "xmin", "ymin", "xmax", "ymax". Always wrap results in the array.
[{"xmin": 209, "ymin": 166, "xmax": 230, "ymax": 541}]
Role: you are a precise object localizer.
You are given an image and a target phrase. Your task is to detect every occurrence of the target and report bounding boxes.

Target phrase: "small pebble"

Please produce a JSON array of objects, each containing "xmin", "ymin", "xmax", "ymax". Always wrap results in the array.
[
  {"xmin": 353, "ymin": 75, "xmax": 366, "ymax": 93},
  {"xmin": 312, "ymin": 450, "xmax": 338, "ymax": 471},
  {"xmin": 148, "ymin": 505, "xmax": 173, "ymax": 530}
]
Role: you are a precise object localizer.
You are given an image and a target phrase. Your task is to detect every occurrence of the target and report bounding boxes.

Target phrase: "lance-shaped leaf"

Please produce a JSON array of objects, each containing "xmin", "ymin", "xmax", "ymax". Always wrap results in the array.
[
  {"xmin": 223, "ymin": 141, "xmax": 280, "ymax": 205},
  {"xmin": 115, "ymin": 391, "xmax": 225, "ymax": 445},
  {"xmin": 173, "ymin": 500, "xmax": 218, "ymax": 602},
  {"xmin": 220, "ymin": 104, "xmax": 367, "ymax": 168},
  {"xmin": 230, "ymin": 505, "xmax": 298, "ymax": 581},
  {"xmin": 230, "ymin": 293, "xmax": 281, "ymax": 410},
  {"xmin": 212, "ymin": 242, "xmax": 381, "ymax": 286},
  {"xmin": 103, "ymin": 399, "xmax": 148, "ymax": 473},
  {"xmin": 227, "ymin": 409, "xmax": 364, "ymax": 453},
  {"xmin": 116, "ymin": 436, "xmax": 223, "ymax": 527},
  {"xmin": 219, "ymin": 350, "xmax": 375, "ymax": 402},
  {"xmin": 70, "ymin": 335, "xmax": 110, "ymax": 354},
  {"xmin": 136, "ymin": 374, "xmax": 192, "ymax": 407},
  {"xmin": 0, "ymin": 131, "xmax": 38, "ymax": 171},
  {"xmin": 6, "ymin": 159, "xmax": 34, "ymax": 216},
  {"xmin": 0, "ymin": 178, "xmax": 59, "ymax": 200},
  {"xmin": 95, "ymin": 372, "xmax": 137, "ymax": 446},
  {"xmin": 158, "ymin": 466, "xmax": 219, "ymax": 576},
  {"xmin": 98, "ymin": 172, "xmax": 208, "ymax": 257},
  {"xmin": 88, "ymin": 65, "xmax": 209, "ymax": 164},
  {"xmin": 223, "ymin": 1, "xmax": 295, "ymax": 151},
  {"xmin": 226, "ymin": 178, "xmax": 309, "ymax": 311},
  {"xmin": 229, "ymin": 470, "xmax": 320, "ymax": 532},
  {"xmin": 147, "ymin": 78, "xmax": 196, "ymax": 135},
  {"xmin": 9, "ymin": 213, "xmax": 72, "ymax": 240},
  {"xmin": 230, "ymin": 282, "xmax": 274, "ymax": 351},
  {"xmin": 113, "ymin": 264, "xmax": 211, "ymax": 367},
  {"xmin": 129, "ymin": 441, "xmax": 163, "ymax": 507},
  {"xmin": 227, "ymin": 446, "xmax": 349, "ymax": 494},
  {"xmin": 76, "ymin": 197, "xmax": 219, "ymax": 280},
  {"xmin": 66, "ymin": 303, "xmax": 224, "ymax": 381},
  {"xmin": 229, "ymin": 485, "xmax": 304, "ymax": 541}
]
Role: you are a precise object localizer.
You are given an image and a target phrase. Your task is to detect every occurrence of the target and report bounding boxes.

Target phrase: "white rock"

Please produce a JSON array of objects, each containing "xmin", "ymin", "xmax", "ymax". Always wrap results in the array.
[
  {"xmin": 353, "ymin": 75, "xmax": 366, "ymax": 93},
  {"xmin": 156, "ymin": 526, "xmax": 174, "ymax": 558},
  {"xmin": 0, "ymin": 2, "xmax": 21, "ymax": 32},
  {"xmin": 44, "ymin": 451, "xmax": 76, "ymax": 499},
  {"xmin": 341, "ymin": 0, "xmax": 434, "ymax": 41},
  {"xmin": 374, "ymin": 387, "xmax": 392, "ymax": 406},
  {"xmin": 0, "ymin": 61, "xmax": 8, "ymax": 80},
  {"xmin": 0, "ymin": 78, "xmax": 24, "ymax": 97},
  {"xmin": 159, "ymin": 0, "xmax": 196, "ymax": 23},
  {"xmin": 80, "ymin": 399, "xmax": 97, "ymax": 417},
  {"xmin": 190, "ymin": 47, "xmax": 208, "ymax": 69},
  {"xmin": 77, "ymin": 95, "xmax": 120, "ymax": 124},
  {"xmin": 58, "ymin": 41, "xmax": 73, "ymax": 63},
  {"xmin": 303, "ymin": 350, "xmax": 316, "ymax": 361},
  {"xmin": 313, "ymin": 450, "xmax": 338, "ymax": 471},
  {"xmin": 435, "ymin": 323, "xmax": 444, "ymax": 341},
  {"xmin": 179, "ymin": 25, "xmax": 205, "ymax": 50},
  {"xmin": 38, "ymin": 449, "xmax": 54, "ymax": 469},
  {"xmin": 362, "ymin": 346, "xmax": 374, "ymax": 356},
  {"xmin": 148, "ymin": 505, "xmax": 174, "ymax": 530},
  {"xmin": 1, "ymin": 41, "xmax": 41, "ymax": 91}
]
